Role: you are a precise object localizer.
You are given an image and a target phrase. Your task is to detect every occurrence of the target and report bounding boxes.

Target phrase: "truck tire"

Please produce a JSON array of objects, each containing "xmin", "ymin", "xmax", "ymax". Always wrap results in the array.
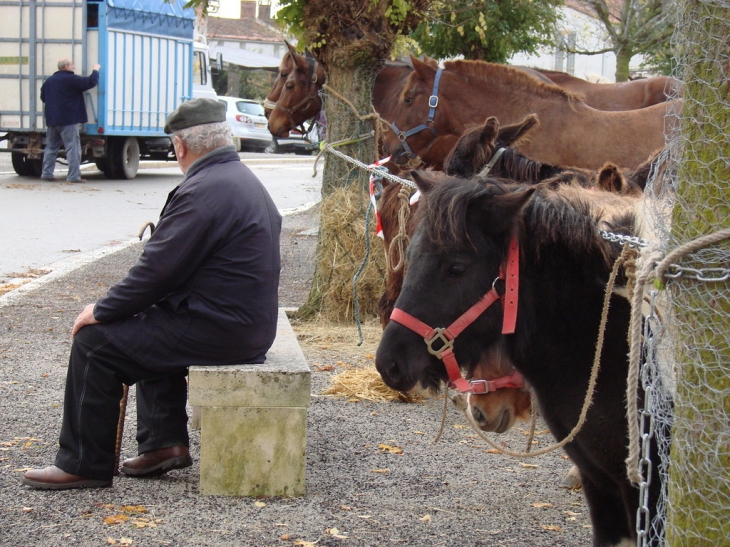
[
  {"xmin": 11, "ymin": 151, "xmax": 34, "ymax": 176},
  {"xmin": 107, "ymin": 137, "xmax": 140, "ymax": 179}
]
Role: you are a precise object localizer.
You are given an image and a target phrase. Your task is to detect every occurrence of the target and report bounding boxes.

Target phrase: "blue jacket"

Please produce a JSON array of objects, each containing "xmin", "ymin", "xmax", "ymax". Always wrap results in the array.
[
  {"xmin": 40, "ymin": 69, "xmax": 99, "ymax": 126},
  {"xmin": 94, "ymin": 146, "xmax": 282, "ymax": 370}
]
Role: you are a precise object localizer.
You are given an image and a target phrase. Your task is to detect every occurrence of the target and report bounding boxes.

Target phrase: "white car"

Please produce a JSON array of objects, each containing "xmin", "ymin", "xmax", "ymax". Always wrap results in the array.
[{"xmin": 217, "ymin": 96, "xmax": 272, "ymax": 152}]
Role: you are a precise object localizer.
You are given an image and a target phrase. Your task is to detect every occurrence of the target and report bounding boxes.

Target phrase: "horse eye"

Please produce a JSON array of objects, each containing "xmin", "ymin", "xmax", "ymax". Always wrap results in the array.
[
  {"xmin": 448, "ymin": 263, "xmax": 466, "ymax": 276},
  {"xmin": 285, "ymin": 83, "xmax": 294, "ymax": 90},
  {"xmin": 404, "ymin": 97, "xmax": 412, "ymax": 104}
]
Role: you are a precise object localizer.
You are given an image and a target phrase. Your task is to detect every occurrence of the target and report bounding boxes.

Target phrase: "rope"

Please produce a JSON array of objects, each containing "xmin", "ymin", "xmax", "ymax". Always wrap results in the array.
[
  {"xmin": 625, "ymin": 242, "xmax": 664, "ymax": 484},
  {"xmin": 352, "ymin": 201, "xmax": 375, "ymax": 346},
  {"xmin": 459, "ymin": 247, "xmax": 628, "ymax": 458},
  {"xmin": 624, "ymin": 228, "xmax": 730, "ymax": 484},
  {"xmin": 388, "ymin": 185, "xmax": 414, "ymax": 272},
  {"xmin": 433, "ymin": 385, "xmax": 451, "ymax": 444}
]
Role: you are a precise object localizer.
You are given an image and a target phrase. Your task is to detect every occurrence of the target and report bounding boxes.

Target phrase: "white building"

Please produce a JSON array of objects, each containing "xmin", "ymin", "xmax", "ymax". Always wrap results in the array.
[{"xmin": 509, "ymin": 1, "xmax": 647, "ymax": 83}]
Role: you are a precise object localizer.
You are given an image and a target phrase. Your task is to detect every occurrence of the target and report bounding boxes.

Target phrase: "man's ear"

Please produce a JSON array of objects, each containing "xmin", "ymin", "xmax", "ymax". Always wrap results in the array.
[{"xmin": 173, "ymin": 136, "xmax": 186, "ymax": 158}]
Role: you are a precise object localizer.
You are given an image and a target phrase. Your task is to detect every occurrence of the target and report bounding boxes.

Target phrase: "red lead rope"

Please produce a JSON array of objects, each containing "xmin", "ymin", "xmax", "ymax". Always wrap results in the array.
[{"xmin": 390, "ymin": 236, "xmax": 522, "ymax": 394}]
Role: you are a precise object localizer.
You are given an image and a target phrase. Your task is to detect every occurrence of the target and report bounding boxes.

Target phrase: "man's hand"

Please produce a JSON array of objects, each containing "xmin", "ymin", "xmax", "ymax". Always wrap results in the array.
[
  {"xmin": 72, "ymin": 303, "xmax": 100, "ymax": 337},
  {"xmin": 93, "ymin": 64, "xmax": 101, "ymax": 71}
]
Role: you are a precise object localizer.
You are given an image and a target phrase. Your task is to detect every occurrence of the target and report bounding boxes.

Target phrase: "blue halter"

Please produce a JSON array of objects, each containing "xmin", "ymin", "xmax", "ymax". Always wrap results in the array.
[{"xmin": 390, "ymin": 68, "xmax": 443, "ymax": 160}]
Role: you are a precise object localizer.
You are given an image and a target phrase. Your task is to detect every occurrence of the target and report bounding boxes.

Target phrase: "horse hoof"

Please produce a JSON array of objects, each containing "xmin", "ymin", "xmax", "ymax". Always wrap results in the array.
[{"xmin": 560, "ymin": 465, "xmax": 582, "ymax": 489}]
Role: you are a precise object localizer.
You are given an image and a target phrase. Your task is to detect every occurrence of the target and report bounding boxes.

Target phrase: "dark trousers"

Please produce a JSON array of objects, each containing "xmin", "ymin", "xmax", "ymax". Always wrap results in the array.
[{"xmin": 54, "ymin": 325, "xmax": 189, "ymax": 480}]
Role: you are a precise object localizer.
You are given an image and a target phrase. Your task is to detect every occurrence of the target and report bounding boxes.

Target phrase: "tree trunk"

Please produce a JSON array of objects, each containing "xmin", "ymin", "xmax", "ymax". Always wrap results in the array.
[
  {"xmin": 614, "ymin": 45, "xmax": 633, "ymax": 82},
  {"xmin": 665, "ymin": 1, "xmax": 730, "ymax": 544},
  {"xmin": 293, "ymin": 0, "xmax": 428, "ymax": 321},
  {"xmin": 296, "ymin": 61, "xmax": 386, "ymax": 321}
]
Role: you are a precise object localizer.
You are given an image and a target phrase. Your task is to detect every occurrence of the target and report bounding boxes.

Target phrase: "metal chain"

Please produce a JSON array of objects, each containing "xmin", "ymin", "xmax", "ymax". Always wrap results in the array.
[
  {"xmin": 601, "ymin": 231, "xmax": 730, "ymax": 283},
  {"xmin": 636, "ymin": 289, "xmax": 660, "ymax": 546}
]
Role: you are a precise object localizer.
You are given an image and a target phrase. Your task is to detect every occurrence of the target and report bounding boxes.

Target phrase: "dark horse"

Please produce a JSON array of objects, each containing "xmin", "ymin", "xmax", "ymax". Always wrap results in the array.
[{"xmin": 375, "ymin": 173, "xmax": 661, "ymax": 547}]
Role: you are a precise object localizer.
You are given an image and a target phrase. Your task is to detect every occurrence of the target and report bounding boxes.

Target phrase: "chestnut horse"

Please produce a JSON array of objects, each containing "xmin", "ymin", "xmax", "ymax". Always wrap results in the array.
[
  {"xmin": 536, "ymin": 68, "xmax": 683, "ymax": 111},
  {"xmin": 443, "ymin": 114, "xmax": 644, "ymax": 196},
  {"xmin": 375, "ymin": 173, "xmax": 659, "ymax": 547},
  {"xmin": 265, "ymin": 48, "xmax": 458, "ymax": 169},
  {"xmin": 264, "ymin": 42, "xmax": 325, "ymax": 134},
  {"xmin": 384, "ymin": 56, "xmax": 675, "ymax": 170}
]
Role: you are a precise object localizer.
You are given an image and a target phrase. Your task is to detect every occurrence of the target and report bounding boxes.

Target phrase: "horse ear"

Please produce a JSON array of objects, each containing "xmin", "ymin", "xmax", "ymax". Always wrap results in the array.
[
  {"xmin": 408, "ymin": 170, "xmax": 436, "ymax": 194},
  {"xmin": 480, "ymin": 117, "xmax": 500, "ymax": 145},
  {"xmin": 421, "ymin": 55, "xmax": 439, "ymax": 69},
  {"xmin": 285, "ymin": 41, "xmax": 298, "ymax": 58},
  {"xmin": 474, "ymin": 187, "xmax": 536, "ymax": 234},
  {"xmin": 411, "ymin": 55, "xmax": 436, "ymax": 80},
  {"xmin": 497, "ymin": 114, "xmax": 540, "ymax": 147},
  {"xmin": 596, "ymin": 162, "xmax": 627, "ymax": 194}
]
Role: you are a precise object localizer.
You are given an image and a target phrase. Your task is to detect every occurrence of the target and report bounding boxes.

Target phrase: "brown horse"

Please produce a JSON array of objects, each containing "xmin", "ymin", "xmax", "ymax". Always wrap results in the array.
[
  {"xmin": 384, "ymin": 56, "xmax": 675, "ymax": 170},
  {"xmin": 536, "ymin": 68, "xmax": 683, "ymax": 111},
  {"xmin": 265, "ymin": 49, "xmax": 458, "ymax": 169},
  {"xmin": 264, "ymin": 42, "xmax": 325, "ymax": 134},
  {"xmin": 443, "ymin": 114, "xmax": 645, "ymax": 196}
]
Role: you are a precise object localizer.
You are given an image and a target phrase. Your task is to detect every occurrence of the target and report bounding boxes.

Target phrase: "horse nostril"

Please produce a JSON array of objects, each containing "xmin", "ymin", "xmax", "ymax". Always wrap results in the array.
[{"xmin": 471, "ymin": 405, "xmax": 486, "ymax": 425}]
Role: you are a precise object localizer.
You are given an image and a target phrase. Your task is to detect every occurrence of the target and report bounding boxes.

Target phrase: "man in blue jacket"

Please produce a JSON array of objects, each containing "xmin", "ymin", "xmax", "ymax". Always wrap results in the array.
[
  {"xmin": 22, "ymin": 98, "xmax": 282, "ymax": 489},
  {"xmin": 40, "ymin": 58, "xmax": 100, "ymax": 182}
]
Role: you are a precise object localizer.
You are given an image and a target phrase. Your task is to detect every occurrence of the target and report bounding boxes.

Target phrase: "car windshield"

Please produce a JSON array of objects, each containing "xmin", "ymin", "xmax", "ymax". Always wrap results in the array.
[{"xmin": 236, "ymin": 102, "xmax": 265, "ymax": 116}]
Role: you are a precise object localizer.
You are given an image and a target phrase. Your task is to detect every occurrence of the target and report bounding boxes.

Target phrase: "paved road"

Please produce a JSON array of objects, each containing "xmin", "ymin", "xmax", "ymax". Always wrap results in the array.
[{"xmin": 0, "ymin": 153, "xmax": 321, "ymax": 282}]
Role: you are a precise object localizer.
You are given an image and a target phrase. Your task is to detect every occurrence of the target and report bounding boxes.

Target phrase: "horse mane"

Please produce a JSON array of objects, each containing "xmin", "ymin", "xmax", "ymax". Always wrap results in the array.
[
  {"xmin": 443, "ymin": 59, "xmax": 585, "ymax": 105},
  {"xmin": 416, "ymin": 175, "xmax": 638, "ymax": 268}
]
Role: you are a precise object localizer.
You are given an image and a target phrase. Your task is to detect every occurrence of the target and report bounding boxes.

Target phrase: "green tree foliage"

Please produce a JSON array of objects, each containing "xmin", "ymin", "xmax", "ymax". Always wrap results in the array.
[{"xmin": 410, "ymin": 0, "xmax": 563, "ymax": 62}]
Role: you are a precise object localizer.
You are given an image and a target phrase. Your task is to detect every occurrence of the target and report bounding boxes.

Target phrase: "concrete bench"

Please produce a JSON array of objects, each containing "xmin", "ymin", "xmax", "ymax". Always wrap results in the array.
[{"xmin": 188, "ymin": 309, "xmax": 310, "ymax": 497}]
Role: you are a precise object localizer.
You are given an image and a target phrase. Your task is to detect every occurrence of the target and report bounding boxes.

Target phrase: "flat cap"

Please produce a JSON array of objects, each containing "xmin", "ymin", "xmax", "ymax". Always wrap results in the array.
[{"xmin": 164, "ymin": 98, "xmax": 226, "ymax": 134}]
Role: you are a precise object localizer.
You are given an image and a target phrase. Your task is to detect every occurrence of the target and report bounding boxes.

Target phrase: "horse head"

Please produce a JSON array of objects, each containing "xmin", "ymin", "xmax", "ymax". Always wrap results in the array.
[
  {"xmin": 466, "ymin": 343, "xmax": 532, "ymax": 433},
  {"xmin": 267, "ymin": 42, "xmax": 325, "ymax": 138},
  {"xmin": 264, "ymin": 41, "xmax": 298, "ymax": 118},
  {"xmin": 383, "ymin": 56, "xmax": 460, "ymax": 167},
  {"xmin": 375, "ymin": 170, "xmax": 535, "ymax": 394},
  {"xmin": 443, "ymin": 114, "xmax": 540, "ymax": 178}
]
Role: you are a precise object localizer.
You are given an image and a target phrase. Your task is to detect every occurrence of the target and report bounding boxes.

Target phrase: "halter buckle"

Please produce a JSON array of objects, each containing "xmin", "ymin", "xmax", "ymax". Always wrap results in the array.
[
  {"xmin": 424, "ymin": 327, "xmax": 453, "ymax": 359},
  {"xmin": 428, "ymin": 95, "xmax": 439, "ymax": 108},
  {"xmin": 468, "ymin": 380, "xmax": 490, "ymax": 394},
  {"xmin": 397, "ymin": 131, "xmax": 408, "ymax": 142}
]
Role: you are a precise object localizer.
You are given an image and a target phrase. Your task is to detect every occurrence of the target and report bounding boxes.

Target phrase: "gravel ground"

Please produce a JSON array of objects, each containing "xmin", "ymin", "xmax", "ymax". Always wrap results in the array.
[{"xmin": 0, "ymin": 205, "xmax": 592, "ymax": 547}]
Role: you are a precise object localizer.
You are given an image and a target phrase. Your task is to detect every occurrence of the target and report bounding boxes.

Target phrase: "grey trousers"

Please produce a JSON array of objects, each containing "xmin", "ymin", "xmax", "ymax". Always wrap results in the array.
[{"xmin": 42, "ymin": 124, "xmax": 82, "ymax": 181}]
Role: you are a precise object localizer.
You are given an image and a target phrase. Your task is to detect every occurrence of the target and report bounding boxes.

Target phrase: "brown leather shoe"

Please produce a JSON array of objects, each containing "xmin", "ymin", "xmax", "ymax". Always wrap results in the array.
[
  {"xmin": 22, "ymin": 466, "xmax": 112, "ymax": 490},
  {"xmin": 120, "ymin": 445, "xmax": 192, "ymax": 477}
]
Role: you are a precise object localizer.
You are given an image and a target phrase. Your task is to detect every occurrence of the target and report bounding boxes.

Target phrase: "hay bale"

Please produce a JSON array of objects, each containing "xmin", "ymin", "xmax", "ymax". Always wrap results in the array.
[{"xmin": 309, "ymin": 181, "xmax": 386, "ymax": 322}]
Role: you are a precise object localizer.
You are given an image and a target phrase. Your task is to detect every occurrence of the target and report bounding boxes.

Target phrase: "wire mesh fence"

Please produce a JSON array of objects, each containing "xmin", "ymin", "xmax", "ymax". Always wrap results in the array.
[{"xmin": 637, "ymin": 0, "xmax": 730, "ymax": 544}]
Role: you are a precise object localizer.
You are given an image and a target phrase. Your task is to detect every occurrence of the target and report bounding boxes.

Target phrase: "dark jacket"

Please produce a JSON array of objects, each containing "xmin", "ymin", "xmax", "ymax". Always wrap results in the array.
[
  {"xmin": 95, "ymin": 146, "xmax": 282, "ymax": 370},
  {"xmin": 40, "ymin": 69, "xmax": 99, "ymax": 126}
]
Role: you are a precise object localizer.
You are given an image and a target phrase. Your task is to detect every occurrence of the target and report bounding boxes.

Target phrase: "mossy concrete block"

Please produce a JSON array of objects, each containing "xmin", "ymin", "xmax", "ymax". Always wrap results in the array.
[
  {"xmin": 188, "ymin": 310, "xmax": 310, "ymax": 409},
  {"xmin": 198, "ymin": 406, "xmax": 307, "ymax": 497},
  {"xmin": 188, "ymin": 309, "xmax": 311, "ymax": 497}
]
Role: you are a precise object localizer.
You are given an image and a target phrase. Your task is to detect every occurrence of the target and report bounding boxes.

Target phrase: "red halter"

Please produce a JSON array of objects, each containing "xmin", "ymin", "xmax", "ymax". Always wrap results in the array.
[{"xmin": 390, "ymin": 236, "xmax": 523, "ymax": 394}]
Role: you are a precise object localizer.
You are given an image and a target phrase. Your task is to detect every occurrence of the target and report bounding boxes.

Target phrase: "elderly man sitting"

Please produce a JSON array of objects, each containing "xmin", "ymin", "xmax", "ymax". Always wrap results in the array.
[{"xmin": 22, "ymin": 98, "xmax": 282, "ymax": 489}]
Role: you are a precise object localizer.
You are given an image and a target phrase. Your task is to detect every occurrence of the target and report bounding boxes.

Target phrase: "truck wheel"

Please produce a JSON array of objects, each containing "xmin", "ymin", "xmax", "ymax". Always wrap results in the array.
[
  {"xmin": 28, "ymin": 159, "xmax": 43, "ymax": 176},
  {"xmin": 11, "ymin": 152, "xmax": 34, "ymax": 176},
  {"xmin": 108, "ymin": 137, "xmax": 140, "ymax": 179},
  {"xmin": 95, "ymin": 158, "xmax": 113, "ymax": 178}
]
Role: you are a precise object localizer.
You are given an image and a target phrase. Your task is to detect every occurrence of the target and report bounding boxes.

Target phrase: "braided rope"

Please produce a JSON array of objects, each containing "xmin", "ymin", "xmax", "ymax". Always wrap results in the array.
[{"xmin": 388, "ymin": 185, "xmax": 414, "ymax": 272}]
